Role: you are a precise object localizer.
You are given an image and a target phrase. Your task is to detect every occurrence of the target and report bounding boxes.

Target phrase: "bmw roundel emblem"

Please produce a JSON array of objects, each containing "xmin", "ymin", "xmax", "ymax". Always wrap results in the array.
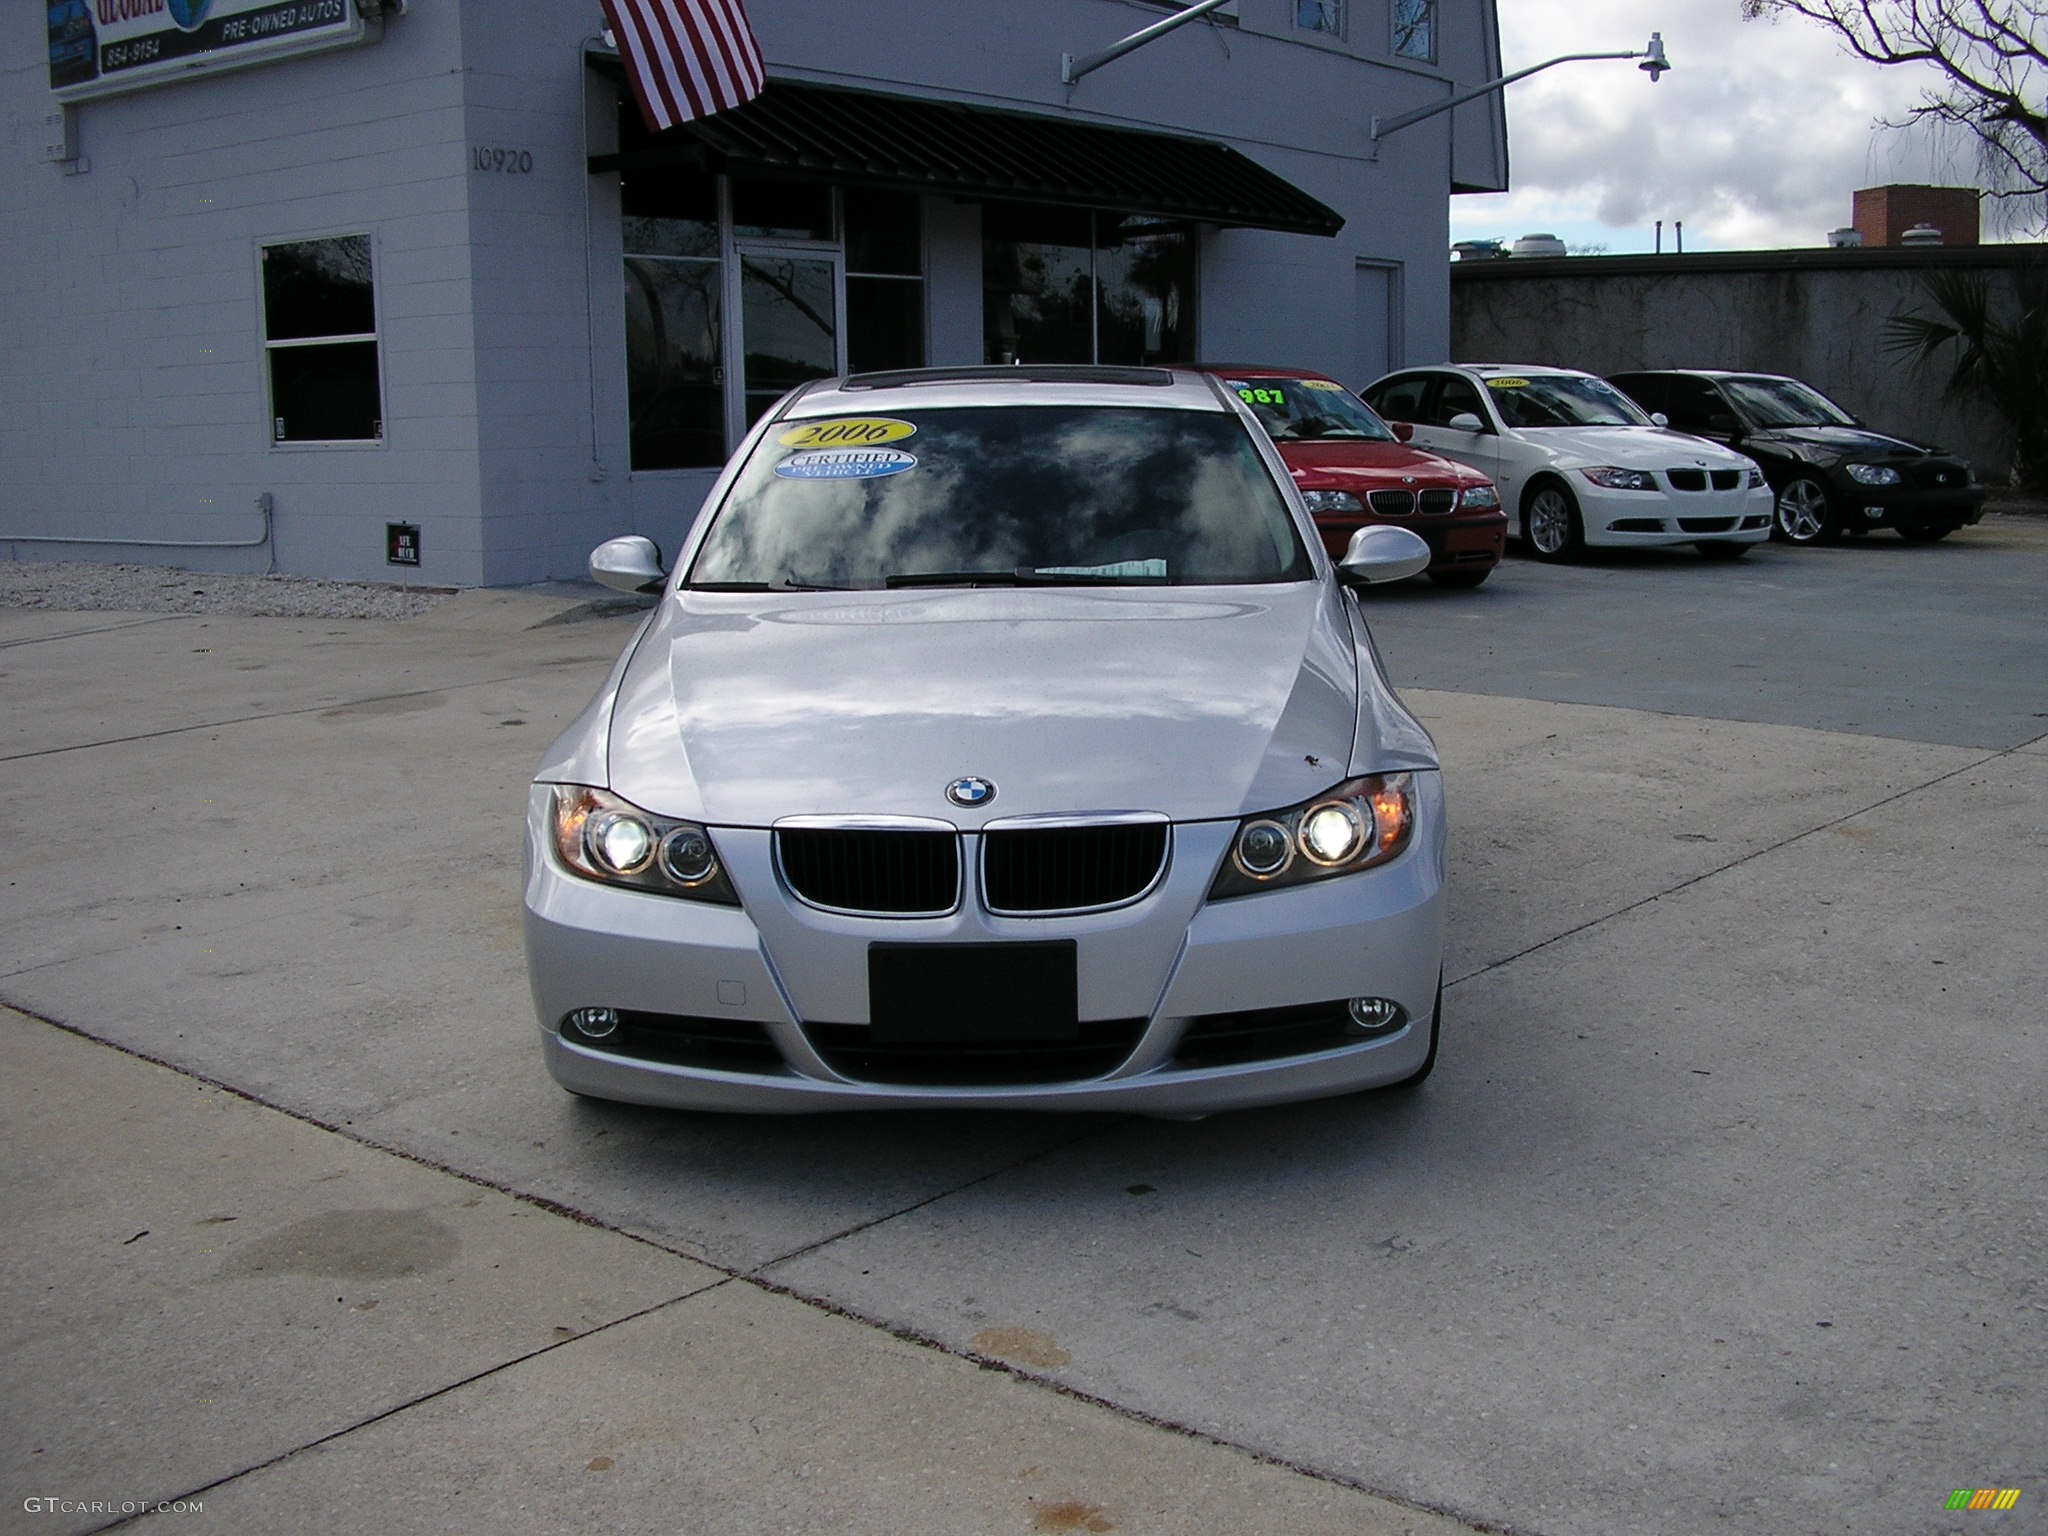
[{"xmin": 946, "ymin": 776, "xmax": 996, "ymax": 808}]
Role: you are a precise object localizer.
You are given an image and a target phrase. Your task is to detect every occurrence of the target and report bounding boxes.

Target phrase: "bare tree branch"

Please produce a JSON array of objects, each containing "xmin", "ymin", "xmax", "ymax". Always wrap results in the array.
[{"xmin": 1742, "ymin": 0, "xmax": 2047, "ymax": 229}]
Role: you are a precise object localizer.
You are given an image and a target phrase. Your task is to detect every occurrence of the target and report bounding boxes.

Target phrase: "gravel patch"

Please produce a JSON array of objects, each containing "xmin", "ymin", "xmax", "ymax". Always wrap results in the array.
[{"xmin": 0, "ymin": 560, "xmax": 454, "ymax": 619}]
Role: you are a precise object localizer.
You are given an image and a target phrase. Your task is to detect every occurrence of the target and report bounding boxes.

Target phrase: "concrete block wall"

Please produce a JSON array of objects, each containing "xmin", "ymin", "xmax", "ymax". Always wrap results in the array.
[
  {"xmin": 1, "ymin": 5, "xmax": 484, "ymax": 584},
  {"xmin": 1450, "ymin": 248, "xmax": 2044, "ymax": 482},
  {"xmin": 5, "ymin": 0, "xmax": 1504, "ymax": 584}
]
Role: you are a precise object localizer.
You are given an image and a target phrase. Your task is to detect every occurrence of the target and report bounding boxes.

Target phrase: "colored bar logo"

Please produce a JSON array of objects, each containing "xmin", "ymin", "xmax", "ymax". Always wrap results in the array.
[{"xmin": 1946, "ymin": 1489, "xmax": 2021, "ymax": 1511}]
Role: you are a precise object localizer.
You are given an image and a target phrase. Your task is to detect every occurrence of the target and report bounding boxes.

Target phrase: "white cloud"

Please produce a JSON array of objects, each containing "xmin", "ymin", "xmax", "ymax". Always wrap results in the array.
[{"xmin": 1450, "ymin": 0, "xmax": 1991, "ymax": 251}]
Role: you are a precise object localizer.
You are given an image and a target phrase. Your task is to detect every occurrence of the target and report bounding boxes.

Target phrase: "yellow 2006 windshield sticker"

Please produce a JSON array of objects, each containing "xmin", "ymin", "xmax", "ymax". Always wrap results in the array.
[
  {"xmin": 1485, "ymin": 377, "xmax": 1531, "ymax": 389},
  {"xmin": 777, "ymin": 417, "xmax": 916, "ymax": 449},
  {"xmin": 1297, "ymin": 378, "xmax": 1343, "ymax": 391}
]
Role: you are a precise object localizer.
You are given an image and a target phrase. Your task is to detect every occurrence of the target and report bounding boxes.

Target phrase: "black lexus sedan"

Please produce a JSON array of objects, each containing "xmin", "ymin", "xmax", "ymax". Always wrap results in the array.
[{"xmin": 1607, "ymin": 370, "xmax": 1985, "ymax": 545}]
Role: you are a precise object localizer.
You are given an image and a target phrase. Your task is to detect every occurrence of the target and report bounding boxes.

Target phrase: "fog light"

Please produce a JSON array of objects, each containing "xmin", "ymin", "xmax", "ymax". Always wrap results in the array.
[
  {"xmin": 566, "ymin": 1007, "xmax": 620, "ymax": 1040},
  {"xmin": 1345, "ymin": 997, "xmax": 1404, "ymax": 1035}
]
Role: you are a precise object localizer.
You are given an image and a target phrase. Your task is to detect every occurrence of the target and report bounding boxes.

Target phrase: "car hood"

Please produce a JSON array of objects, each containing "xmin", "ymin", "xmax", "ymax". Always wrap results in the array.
[
  {"xmin": 600, "ymin": 584, "xmax": 1413, "ymax": 827},
  {"xmin": 1746, "ymin": 424, "xmax": 1940, "ymax": 459},
  {"xmin": 1516, "ymin": 425, "xmax": 1756, "ymax": 469},
  {"xmin": 1276, "ymin": 440, "xmax": 1484, "ymax": 487}
]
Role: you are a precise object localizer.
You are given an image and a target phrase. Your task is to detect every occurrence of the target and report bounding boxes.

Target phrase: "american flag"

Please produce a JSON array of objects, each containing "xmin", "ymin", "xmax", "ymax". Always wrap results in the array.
[{"xmin": 602, "ymin": 0, "xmax": 766, "ymax": 131}]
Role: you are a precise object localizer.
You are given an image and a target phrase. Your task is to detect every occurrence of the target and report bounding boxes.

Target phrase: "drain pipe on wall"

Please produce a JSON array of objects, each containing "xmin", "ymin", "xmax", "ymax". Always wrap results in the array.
[{"xmin": 4, "ymin": 493, "xmax": 276, "ymax": 574}]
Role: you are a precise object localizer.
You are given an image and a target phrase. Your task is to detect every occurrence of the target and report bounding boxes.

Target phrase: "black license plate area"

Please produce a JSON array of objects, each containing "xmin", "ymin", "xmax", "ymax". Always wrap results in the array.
[{"xmin": 868, "ymin": 942, "xmax": 1079, "ymax": 1044}]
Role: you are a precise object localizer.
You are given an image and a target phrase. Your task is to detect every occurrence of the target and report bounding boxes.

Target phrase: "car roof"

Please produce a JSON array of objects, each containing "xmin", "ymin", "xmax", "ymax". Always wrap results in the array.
[
  {"xmin": 785, "ymin": 365, "xmax": 1230, "ymax": 416},
  {"xmin": 1452, "ymin": 363, "xmax": 1592, "ymax": 378},
  {"xmin": 1196, "ymin": 364, "xmax": 1342, "ymax": 383},
  {"xmin": 1610, "ymin": 368, "xmax": 1798, "ymax": 384}
]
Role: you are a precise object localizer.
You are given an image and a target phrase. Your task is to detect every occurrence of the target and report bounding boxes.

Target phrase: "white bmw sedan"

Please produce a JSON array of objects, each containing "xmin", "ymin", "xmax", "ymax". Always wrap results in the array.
[
  {"xmin": 1363, "ymin": 364, "xmax": 1774, "ymax": 561},
  {"xmin": 523, "ymin": 366, "xmax": 1447, "ymax": 1114}
]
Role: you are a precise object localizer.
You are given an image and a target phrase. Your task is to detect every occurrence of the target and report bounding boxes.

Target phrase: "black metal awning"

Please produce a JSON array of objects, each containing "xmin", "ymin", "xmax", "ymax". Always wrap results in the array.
[{"xmin": 586, "ymin": 67, "xmax": 1344, "ymax": 238}]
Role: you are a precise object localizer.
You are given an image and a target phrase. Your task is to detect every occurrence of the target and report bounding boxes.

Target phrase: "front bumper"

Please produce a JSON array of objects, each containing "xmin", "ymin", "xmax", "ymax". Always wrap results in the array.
[
  {"xmin": 522, "ymin": 778, "xmax": 1447, "ymax": 1114},
  {"xmin": 1581, "ymin": 482, "xmax": 1776, "ymax": 547},
  {"xmin": 1825, "ymin": 475, "xmax": 1986, "ymax": 529},
  {"xmin": 1313, "ymin": 509, "xmax": 1506, "ymax": 574}
]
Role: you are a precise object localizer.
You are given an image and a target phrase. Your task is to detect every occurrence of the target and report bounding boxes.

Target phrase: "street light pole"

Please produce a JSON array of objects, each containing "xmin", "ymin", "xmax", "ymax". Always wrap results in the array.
[{"xmin": 1369, "ymin": 33, "xmax": 1670, "ymax": 155}]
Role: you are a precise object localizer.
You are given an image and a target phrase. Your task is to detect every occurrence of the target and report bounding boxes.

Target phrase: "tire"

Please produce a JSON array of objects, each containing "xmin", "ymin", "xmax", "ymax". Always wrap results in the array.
[
  {"xmin": 1695, "ymin": 541, "xmax": 1749, "ymax": 561},
  {"xmin": 1773, "ymin": 476, "xmax": 1837, "ymax": 544},
  {"xmin": 1428, "ymin": 567, "xmax": 1491, "ymax": 589},
  {"xmin": 1897, "ymin": 520, "xmax": 1957, "ymax": 543},
  {"xmin": 1522, "ymin": 482, "xmax": 1584, "ymax": 562},
  {"xmin": 1385, "ymin": 976, "xmax": 1443, "ymax": 1091}
]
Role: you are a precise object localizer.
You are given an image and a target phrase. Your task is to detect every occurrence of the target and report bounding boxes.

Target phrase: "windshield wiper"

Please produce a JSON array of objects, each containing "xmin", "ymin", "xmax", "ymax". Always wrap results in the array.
[
  {"xmin": 688, "ymin": 576, "xmax": 849, "ymax": 591},
  {"xmin": 884, "ymin": 570, "xmax": 1027, "ymax": 588}
]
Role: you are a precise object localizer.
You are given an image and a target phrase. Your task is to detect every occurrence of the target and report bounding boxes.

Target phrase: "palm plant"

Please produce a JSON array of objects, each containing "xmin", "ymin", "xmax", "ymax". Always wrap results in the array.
[{"xmin": 1883, "ymin": 256, "xmax": 2048, "ymax": 489}]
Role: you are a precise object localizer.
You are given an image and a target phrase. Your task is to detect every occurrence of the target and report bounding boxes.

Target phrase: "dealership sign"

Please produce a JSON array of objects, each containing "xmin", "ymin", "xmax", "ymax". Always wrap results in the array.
[{"xmin": 47, "ymin": 0, "xmax": 377, "ymax": 102}]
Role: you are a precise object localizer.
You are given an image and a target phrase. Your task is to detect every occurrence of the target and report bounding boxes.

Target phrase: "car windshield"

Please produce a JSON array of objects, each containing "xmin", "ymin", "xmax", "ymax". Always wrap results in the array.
[
  {"xmin": 1486, "ymin": 374, "xmax": 1649, "ymax": 429},
  {"xmin": 1224, "ymin": 377, "xmax": 1395, "ymax": 443},
  {"xmin": 1719, "ymin": 376, "xmax": 1857, "ymax": 429},
  {"xmin": 687, "ymin": 404, "xmax": 1312, "ymax": 590}
]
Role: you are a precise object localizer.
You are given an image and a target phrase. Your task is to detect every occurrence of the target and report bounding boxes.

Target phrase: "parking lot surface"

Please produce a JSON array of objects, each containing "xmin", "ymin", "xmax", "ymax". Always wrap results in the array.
[{"xmin": 2, "ymin": 515, "xmax": 2042, "ymax": 1534}]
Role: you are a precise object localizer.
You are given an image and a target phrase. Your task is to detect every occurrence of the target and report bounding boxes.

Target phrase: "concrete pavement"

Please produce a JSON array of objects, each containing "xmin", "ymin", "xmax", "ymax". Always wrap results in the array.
[{"xmin": 1, "ymin": 516, "xmax": 2042, "ymax": 1534}]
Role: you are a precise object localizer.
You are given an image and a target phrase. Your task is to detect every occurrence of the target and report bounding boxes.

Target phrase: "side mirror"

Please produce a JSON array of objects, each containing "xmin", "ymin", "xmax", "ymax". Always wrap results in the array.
[
  {"xmin": 1338, "ymin": 525, "xmax": 1432, "ymax": 587},
  {"xmin": 1389, "ymin": 421, "xmax": 1415, "ymax": 442},
  {"xmin": 1446, "ymin": 412, "xmax": 1485, "ymax": 433},
  {"xmin": 589, "ymin": 535, "xmax": 667, "ymax": 594},
  {"xmin": 1650, "ymin": 412, "xmax": 1670, "ymax": 428},
  {"xmin": 1707, "ymin": 413, "xmax": 1741, "ymax": 436}
]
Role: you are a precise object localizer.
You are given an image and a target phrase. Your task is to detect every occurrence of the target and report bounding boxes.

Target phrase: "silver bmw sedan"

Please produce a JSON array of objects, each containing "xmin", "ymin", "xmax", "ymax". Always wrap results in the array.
[{"xmin": 523, "ymin": 365, "xmax": 1445, "ymax": 1114}]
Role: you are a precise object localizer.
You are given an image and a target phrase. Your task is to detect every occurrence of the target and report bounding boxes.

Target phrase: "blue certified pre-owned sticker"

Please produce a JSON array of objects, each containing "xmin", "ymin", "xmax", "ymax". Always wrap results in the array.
[{"xmin": 774, "ymin": 448, "xmax": 918, "ymax": 480}]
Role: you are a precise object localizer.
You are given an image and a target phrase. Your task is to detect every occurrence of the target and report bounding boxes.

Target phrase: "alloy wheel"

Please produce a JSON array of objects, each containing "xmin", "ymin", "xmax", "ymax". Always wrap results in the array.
[{"xmin": 1775, "ymin": 478, "xmax": 1832, "ymax": 543}]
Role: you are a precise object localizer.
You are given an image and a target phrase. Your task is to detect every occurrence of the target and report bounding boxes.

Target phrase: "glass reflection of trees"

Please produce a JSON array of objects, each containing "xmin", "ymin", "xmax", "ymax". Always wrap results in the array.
[{"xmin": 690, "ymin": 407, "xmax": 1307, "ymax": 589}]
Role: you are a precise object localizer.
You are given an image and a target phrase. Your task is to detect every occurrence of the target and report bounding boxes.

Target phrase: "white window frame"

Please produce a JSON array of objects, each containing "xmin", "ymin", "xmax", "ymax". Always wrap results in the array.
[
  {"xmin": 1391, "ymin": 0, "xmax": 1436, "ymax": 63},
  {"xmin": 257, "ymin": 230, "xmax": 387, "ymax": 451}
]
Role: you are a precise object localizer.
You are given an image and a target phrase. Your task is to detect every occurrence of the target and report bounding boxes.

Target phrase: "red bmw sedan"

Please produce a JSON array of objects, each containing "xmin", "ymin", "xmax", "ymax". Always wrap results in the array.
[{"xmin": 1205, "ymin": 366, "xmax": 1507, "ymax": 588}]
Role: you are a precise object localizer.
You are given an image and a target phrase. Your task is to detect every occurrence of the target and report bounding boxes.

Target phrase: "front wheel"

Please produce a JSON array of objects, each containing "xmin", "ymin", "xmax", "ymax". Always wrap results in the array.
[
  {"xmin": 1773, "ymin": 476, "xmax": 1837, "ymax": 544},
  {"xmin": 1428, "ymin": 567, "xmax": 1492, "ymax": 590},
  {"xmin": 1695, "ymin": 540, "xmax": 1749, "ymax": 561},
  {"xmin": 1523, "ymin": 483, "xmax": 1583, "ymax": 562}
]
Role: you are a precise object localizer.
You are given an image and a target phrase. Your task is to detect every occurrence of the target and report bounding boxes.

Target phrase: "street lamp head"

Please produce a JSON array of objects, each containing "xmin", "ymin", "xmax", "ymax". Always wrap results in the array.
[{"xmin": 1639, "ymin": 32, "xmax": 1671, "ymax": 81}]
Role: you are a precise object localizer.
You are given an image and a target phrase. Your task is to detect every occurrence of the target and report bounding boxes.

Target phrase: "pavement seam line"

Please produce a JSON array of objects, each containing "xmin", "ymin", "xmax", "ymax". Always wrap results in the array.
[
  {"xmin": 85, "ymin": 1279, "xmax": 736, "ymax": 1535},
  {"xmin": 747, "ymin": 1120, "xmax": 1124, "ymax": 1275},
  {"xmin": 8, "ymin": 1003, "xmax": 1518, "ymax": 1536},
  {"xmin": 1446, "ymin": 733, "xmax": 2039, "ymax": 988},
  {"xmin": 732, "ymin": 1267, "xmax": 1525, "ymax": 1536},
  {"xmin": 0, "ymin": 671, "xmax": 554, "ymax": 763},
  {"xmin": 0, "ymin": 615, "xmax": 183, "ymax": 650}
]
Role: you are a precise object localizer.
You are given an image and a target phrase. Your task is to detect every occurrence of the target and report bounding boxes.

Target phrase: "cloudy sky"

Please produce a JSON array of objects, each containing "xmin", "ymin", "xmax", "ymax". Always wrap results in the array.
[{"xmin": 1448, "ymin": 0, "xmax": 2003, "ymax": 253}]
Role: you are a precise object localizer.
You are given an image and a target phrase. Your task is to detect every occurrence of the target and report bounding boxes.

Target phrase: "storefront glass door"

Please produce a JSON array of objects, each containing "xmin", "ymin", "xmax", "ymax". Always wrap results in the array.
[{"xmin": 735, "ymin": 248, "xmax": 841, "ymax": 432}]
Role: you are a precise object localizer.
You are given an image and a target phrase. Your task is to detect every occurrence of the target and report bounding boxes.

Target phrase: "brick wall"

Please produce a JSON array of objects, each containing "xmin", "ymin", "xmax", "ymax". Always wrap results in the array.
[{"xmin": 1852, "ymin": 185, "xmax": 1981, "ymax": 248}]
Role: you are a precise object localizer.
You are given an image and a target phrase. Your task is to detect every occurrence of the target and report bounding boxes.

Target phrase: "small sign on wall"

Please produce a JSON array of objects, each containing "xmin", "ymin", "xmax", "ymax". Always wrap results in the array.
[
  {"xmin": 386, "ymin": 522, "xmax": 420, "ymax": 567},
  {"xmin": 48, "ymin": 0, "xmax": 376, "ymax": 104}
]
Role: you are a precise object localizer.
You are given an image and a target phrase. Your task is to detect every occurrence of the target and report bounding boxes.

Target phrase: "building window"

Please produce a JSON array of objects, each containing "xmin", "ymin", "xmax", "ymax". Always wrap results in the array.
[
  {"xmin": 983, "ymin": 206, "xmax": 1194, "ymax": 367},
  {"xmin": 844, "ymin": 188, "xmax": 925, "ymax": 374},
  {"xmin": 261, "ymin": 236, "xmax": 381, "ymax": 443},
  {"xmin": 1392, "ymin": 0, "xmax": 1435, "ymax": 61},
  {"xmin": 619, "ymin": 155, "xmax": 929, "ymax": 469},
  {"xmin": 622, "ymin": 167, "xmax": 724, "ymax": 471},
  {"xmin": 1296, "ymin": 0, "xmax": 1344, "ymax": 38}
]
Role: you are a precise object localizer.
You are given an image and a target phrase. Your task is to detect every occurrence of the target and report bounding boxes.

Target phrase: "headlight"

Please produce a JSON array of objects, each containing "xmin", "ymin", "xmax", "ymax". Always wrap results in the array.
[
  {"xmin": 1747, "ymin": 467, "xmax": 1767, "ymax": 489},
  {"xmin": 1581, "ymin": 467, "xmax": 1658, "ymax": 491},
  {"xmin": 1301, "ymin": 490, "xmax": 1366, "ymax": 514},
  {"xmin": 1458, "ymin": 484, "xmax": 1501, "ymax": 511},
  {"xmin": 1846, "ymin": 463, "xmax": 1902, "ymax": 486},
  {"xmin": 550, "ymin": 786, "xmax": 740, "ymax": 905},
  {"xmin": 1210, "ymin": 774, "xmax": 1415, "ymax": 899}
]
